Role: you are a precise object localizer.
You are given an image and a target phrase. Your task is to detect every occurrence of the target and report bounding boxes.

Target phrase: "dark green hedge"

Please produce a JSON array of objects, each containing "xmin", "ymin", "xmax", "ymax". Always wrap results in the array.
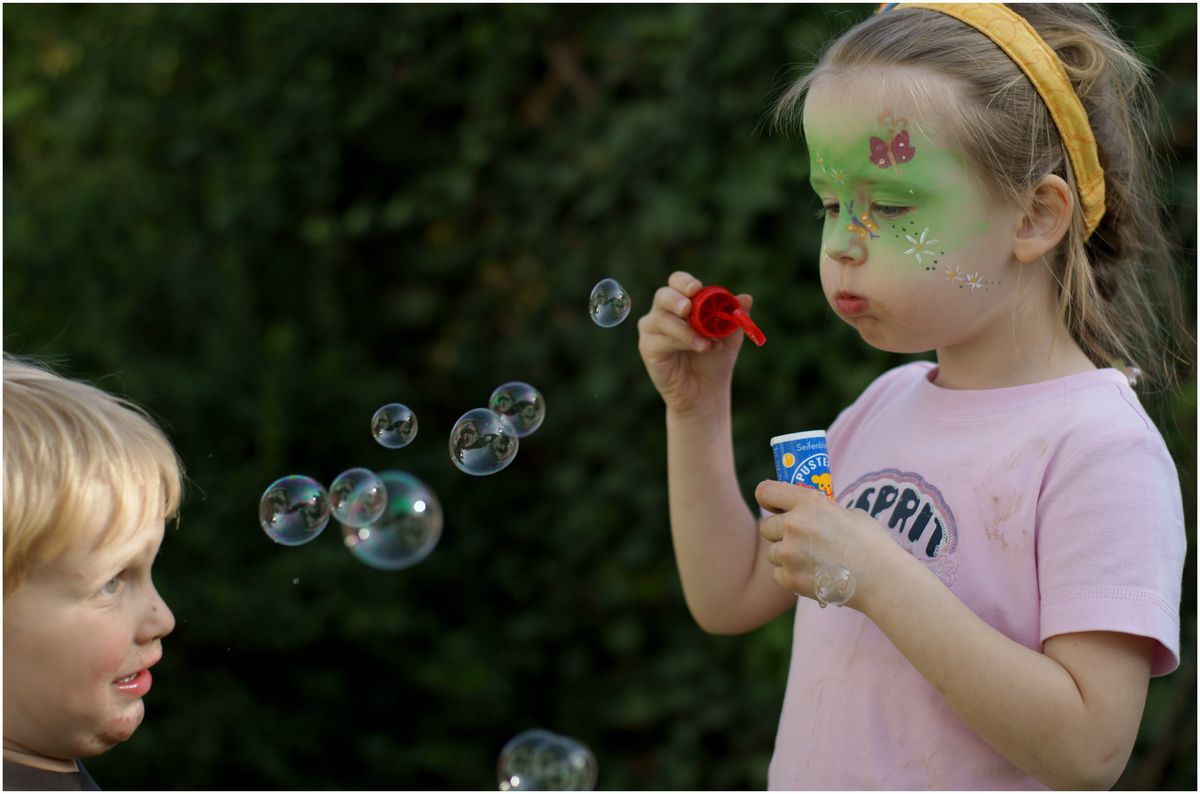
[{"xmin": 4, "ymin": 4, "xmax": 1194, "ymax": 789}]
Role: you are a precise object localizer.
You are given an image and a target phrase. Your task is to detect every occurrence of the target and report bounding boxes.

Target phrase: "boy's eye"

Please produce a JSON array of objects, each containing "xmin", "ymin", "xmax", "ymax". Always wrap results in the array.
[
  {"xmin": 100, "ymin": 575, "xmax": 122, "ymax": 596},
  {"xmin": 871, "ymin": 204, "xmax": 911, "ymax": 220}
]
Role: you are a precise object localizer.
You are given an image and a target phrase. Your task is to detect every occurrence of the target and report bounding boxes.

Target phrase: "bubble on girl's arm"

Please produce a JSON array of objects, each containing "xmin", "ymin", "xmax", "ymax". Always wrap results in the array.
[{"xmin": 814, "ymin": 564, "xmax": 855, "ymax": 608}]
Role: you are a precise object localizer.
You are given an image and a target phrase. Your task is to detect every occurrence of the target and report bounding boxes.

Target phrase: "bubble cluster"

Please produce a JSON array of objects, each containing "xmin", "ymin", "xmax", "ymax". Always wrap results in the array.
[
  {"xmin": 588, "ymin": 278, "xmax": 631, "ymax": 328},
  {"xmin": 258, "ymin": 475, "xmax": 331, "ymax": 546},
  {"xmin": 372, "ymin": 403, "xmax": 418, "ymax": 449},
  {"xmin": 341, "ymin": 470, "xmax": 443, "ymax": 571},
  {"xmin": 498, "ymin": 729, "xmax": 597, "ymax": 791},
  {"xmin": 489, "ymin": 382, "xmax": 545, "ymax": 438},
  {"xmin": 813, "ymin": 564, "xmax": 855, "ymax": 608},
  {"xmin": 449, "ymin": 408, "xmax": 519, "ymax": 476},
  {"xmin": 329, "ymin": 467, "xmax": 389, "ymax": 528}
]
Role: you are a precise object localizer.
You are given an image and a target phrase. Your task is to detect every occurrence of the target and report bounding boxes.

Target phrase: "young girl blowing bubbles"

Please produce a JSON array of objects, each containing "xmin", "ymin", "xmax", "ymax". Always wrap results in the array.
[{"xmin": 636, "ymin": 4, "xmax": 1189, "ymax": 789}]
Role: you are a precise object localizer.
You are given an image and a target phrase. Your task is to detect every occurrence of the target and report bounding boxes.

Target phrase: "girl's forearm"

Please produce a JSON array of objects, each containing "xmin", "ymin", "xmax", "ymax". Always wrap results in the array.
[
  {"xmin": 859, "ymin": 544, "xmax": 1119, "ymax": 789},
  {"xmin": 666, "ymin": 400, "xmax": 791, "ymax": 634}
]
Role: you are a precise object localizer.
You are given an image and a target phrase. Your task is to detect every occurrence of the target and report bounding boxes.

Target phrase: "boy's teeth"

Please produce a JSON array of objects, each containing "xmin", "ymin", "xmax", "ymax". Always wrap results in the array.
[{"xmin": 116, "ymin": 673, "xmax": 137, "ymax": 683}]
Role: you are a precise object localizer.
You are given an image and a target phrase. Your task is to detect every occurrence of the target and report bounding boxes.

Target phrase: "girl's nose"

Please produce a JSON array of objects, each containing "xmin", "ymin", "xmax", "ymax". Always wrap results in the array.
[
  {"xmin": 823, "ymin": 211, "xmax": 867, "ymax": 266},
  {"xmin": 825, "ymin": 220, "xmax": 864, "ymax": 267}
]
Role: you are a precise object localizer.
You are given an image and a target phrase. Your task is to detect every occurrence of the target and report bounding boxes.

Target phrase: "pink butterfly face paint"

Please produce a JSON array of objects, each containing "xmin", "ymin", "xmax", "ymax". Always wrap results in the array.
[{"xmin": 868, "ymin": 111, "xmax": 916, "ymax": 173}]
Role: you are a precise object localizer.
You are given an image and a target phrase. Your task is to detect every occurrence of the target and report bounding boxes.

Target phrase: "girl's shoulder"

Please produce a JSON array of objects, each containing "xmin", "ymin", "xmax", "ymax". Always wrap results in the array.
[
  {"xmin": 845, "ymin": 359, "xmax": 935, "ymax": 411},
  {"xmin": 828, "ymin": 360, "xmax": 934, "ymax": 440}
]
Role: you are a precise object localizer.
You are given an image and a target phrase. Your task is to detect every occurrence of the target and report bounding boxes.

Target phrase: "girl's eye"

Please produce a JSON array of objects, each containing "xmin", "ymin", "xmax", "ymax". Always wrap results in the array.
[
  {"xmin": 100, "ymin": 575, "xmax": 123, "ymax": 596},
  {"xmin": 815, "ymin": 204, "xmax": 840, "ymax": 220},
  {"xmin": 872, "ymin": 205, "xmax": 911, "ymax": 220}
]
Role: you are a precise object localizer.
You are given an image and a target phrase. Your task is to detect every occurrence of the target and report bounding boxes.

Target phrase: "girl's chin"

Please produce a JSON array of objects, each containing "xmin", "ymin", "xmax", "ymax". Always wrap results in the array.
[{"xmin": 847, "ymin": 322, "xmax": 928, "ymax": 355}]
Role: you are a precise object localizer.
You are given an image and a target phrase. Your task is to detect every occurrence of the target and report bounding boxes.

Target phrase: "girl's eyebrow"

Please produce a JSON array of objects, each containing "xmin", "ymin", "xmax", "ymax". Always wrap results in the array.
[{"xmin": 811, "ymin": 174, "xmax": 915, "ymax": 189}]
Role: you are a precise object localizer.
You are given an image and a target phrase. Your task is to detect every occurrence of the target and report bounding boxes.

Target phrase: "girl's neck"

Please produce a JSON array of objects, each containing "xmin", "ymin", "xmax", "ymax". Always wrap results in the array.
[
  {"xmin": 932, "ymin": 255, "xmax": 1099, "ymax": 390},
  {"xmin": 2, "ymin": 741, "xmax": 79, "ymax": 774},
  {"xmin": 934, "ymin": 316, "xmax": 1097, "ymax": 391}
]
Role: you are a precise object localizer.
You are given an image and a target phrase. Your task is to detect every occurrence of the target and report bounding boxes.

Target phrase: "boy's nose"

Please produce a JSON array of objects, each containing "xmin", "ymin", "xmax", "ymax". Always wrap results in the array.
[{"xmin": 139, "ymin": 583, "xmax": 176, "ymax": 642}]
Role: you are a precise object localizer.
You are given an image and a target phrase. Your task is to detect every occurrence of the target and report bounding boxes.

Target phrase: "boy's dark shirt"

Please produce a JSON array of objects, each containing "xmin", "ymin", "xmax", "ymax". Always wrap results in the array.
[{"xmin": 2, "ymin": 759, "xmax": 100, "ymax": 791}]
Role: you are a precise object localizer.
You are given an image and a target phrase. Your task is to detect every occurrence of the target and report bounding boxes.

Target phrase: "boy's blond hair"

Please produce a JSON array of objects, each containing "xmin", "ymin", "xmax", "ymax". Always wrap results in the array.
[{"xmin": 3, "ymin": 356, "xmax": 184, "ymax": 595}]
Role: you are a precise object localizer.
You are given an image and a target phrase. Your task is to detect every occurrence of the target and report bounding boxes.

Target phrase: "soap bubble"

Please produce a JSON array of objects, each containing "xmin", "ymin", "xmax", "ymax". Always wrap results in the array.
[
  {"xmin": 589, "ymin": 278, "xmax": 631, "ymax": 327},
  {"xmin": 498, "ymin": 729, "xmax": 554, "ymax": 791},
  {"xmin": 341, "ymin": 470, "xmax": 443, "ymax": 571},
  {"xmin": 449, "ymin": 408, "xmax": 518, "ymax": 476},
  {"xmin": 813, "ymin": 564, "xmax": 855, "ymax": 608},
  {"xmin": 489, "ymin": 382, "xmax": 545, "ymax": 438},
  {"xmin": 532, "ymin": 736, "xmax": 597, "ymax": 791},
  {"xmin": 329, "ymin": 467, "xmax": 388, "ymax": 528},
  {"xmin": 258, "ymin": 475, "xmax": 330, "ymax": 546},
  {"xmin": 498, "ymin": 730, "xmax": 597, "ymax": 791},
  {"xmin": 372, "ymin": 403, "xmax": 418, "ymax": 448}
]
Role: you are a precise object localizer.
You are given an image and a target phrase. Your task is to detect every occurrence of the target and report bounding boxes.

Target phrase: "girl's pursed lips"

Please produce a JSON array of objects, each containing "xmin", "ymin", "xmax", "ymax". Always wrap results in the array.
[{"xmin": 835, "ymin": 292, "xmax": 870, "ymax": 316}]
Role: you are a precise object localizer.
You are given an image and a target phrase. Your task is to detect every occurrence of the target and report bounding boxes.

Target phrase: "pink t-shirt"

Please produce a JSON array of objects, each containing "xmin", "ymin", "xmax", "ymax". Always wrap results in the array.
[{"xmin": 767, "ymin": 362, "xmax": 1186, "ymax": 790}]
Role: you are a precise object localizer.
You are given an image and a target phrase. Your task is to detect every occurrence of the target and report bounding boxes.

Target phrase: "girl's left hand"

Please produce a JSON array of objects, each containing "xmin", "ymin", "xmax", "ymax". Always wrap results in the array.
[{"xmin": 754, "ymin": 480, "xmax": 894, "ymax": 611}]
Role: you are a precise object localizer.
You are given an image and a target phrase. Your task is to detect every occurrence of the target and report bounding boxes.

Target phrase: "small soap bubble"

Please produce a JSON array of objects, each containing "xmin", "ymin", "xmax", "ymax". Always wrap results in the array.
[
  {"xmin": 372, "ymin": 403, "xmax": 418, "ymax": 448},
  {"xmin": 341, "ymin": 470, "xmax": 443, "ymax": 570},
  {"xmin": 449, "ymin": 408, "xmax": 518, "ymax": 475},
  {"xmin": 329, "ymin": 467, "xmax": 388, "ymax": 528},
  {"xmin": 813, "ymin": 564, "xmax": 855, "ymax": 608},
  {"xmin": 489, "ymin": 382, "xmax": 545, "ymax": 438},
  {"xmin": 258, "ymin": 475, "xmax": 331, "ymax": 546},
  {"xmin": 589, "ymin": 278, "xmax": 631, "ymax": 328},
  {"xmin": 292, "ymin": 577, "xmax": 299, "ymax": 585}
]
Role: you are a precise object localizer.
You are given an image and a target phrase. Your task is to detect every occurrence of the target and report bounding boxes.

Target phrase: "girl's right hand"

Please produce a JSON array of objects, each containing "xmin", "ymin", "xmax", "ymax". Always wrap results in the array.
[{"xmin": 637, "ymin": 271, "xmax": 753, "ymax": 416}]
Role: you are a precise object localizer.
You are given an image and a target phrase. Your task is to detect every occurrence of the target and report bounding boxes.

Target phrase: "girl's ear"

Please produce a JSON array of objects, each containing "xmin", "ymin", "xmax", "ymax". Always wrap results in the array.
[{"xmin": 1012, "ymin": 174, "xmax": 1073, "ymax": 263}]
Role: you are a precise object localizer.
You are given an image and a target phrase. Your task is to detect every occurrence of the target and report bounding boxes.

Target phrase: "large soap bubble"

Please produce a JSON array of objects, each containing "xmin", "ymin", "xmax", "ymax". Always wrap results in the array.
[
  {"xmin": 448, "ymin": 408, "xmax": 518, "ymax": 475},
  {"xmin": 489, "ymin": 381, "xmax": 545, "ymax": 438},
  {"xmin": 259, "ymin": 475, "xmax": 331, "ymax": 546},
  {"xmin": 341, "ymin": 470, "xmax": 443, "ymax": 571},
  {"xmin": 531, "ymin": 735, "xmax": 597, "ymax": 791},
  {"xmin": 498, "ymin": 729, "xmax": 597, "ymax": 791},
  {"xmin": 588, "ymin": 278, "xmax": 631, "ymax": 327},
  {"xmin": 329, "ymin": 467, "xmax": 388, "ymax": 528}
]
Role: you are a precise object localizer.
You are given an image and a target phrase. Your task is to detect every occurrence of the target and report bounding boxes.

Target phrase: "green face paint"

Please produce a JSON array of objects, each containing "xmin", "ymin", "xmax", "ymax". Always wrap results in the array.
[{"xmin": 806, "ymin": 106, "xmax": 992, "ymax": 271}]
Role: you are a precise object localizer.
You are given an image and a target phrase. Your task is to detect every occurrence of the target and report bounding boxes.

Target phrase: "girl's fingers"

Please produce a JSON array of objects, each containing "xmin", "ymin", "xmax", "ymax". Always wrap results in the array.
[
  {"xmin": 653, "ymin": 285, "xmax": 692, "ymax": 319},
  {"xmin": 639, "ymin": 308, "xmax": 709, "ymax": 353},
  {"xmin": 668, "ymin": 271, "xmax": 703, "ymax": 297}
]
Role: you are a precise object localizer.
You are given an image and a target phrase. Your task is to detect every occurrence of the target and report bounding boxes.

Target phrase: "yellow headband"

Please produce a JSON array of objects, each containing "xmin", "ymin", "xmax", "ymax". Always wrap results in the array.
[{"xmin": 879, "ymin": 3, "xmax": 1105, "ymax": 236}]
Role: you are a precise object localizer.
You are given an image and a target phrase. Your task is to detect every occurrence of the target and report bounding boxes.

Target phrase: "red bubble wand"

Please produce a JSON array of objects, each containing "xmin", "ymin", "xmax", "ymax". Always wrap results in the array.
[{"xmin": 688, "ymin": 285, "xmax": 766, "ymax": 347}]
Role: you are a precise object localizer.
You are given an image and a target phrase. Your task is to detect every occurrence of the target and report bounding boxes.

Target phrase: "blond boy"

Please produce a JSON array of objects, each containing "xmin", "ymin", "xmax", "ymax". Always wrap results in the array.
[{"xmin": 3, "ymin": 357, "xmax": 183, "ymax": 790}]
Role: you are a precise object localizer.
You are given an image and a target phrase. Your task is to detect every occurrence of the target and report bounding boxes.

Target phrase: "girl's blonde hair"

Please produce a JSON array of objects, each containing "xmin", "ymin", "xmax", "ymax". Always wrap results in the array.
[
  {"xmin": 3, "ymin": 356, "xmax": 184, "ymax": 595},
  {"xmin": 774, "ymin": 3, "xmax": 1190, "ymax": 391}
]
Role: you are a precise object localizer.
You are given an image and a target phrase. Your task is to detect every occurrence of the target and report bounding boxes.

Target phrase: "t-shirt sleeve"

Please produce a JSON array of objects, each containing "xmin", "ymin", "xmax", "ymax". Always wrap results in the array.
[{"xmin": 1036, "ymin": 428, "xmax": 1187, "ymax": 676}]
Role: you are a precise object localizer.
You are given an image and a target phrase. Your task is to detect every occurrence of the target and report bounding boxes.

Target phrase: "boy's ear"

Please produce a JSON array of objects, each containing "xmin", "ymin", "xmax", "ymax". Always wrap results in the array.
[{"xmin": 1012, "ymin": 174, "xmax": 1073, "ymax": 263}]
